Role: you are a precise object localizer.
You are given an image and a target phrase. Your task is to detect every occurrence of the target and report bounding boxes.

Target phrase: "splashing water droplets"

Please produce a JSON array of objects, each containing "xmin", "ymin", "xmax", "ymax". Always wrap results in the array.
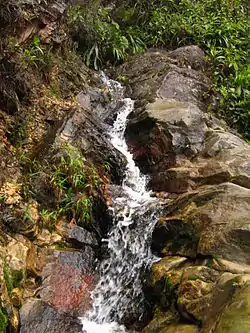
[{"xmin": 81, "ymin": 75, "xmax": 159, "ymax": 333}]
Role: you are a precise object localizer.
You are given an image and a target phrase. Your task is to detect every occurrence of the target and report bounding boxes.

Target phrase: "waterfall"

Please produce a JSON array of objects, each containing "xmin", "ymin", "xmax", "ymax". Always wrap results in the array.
[{"xmin": 81, "ymin": 75, "xmax": 160, "ymax": 333}]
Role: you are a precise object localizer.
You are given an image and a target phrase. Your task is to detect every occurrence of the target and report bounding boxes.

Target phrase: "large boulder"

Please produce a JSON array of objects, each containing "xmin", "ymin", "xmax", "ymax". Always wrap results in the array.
[
  {"xmin": 144, "ymin": 256, "xmax": 188, "ymax": 315},
  {"xmin": 146, "ymin": 263, "xmax": 250, "ymax": 333},
  {"xmin": 201, "ymin": 274, "xmax": 250, "ymax": 333},
  {"xmin": 125, "ymin": 98, "xmax": 250, "ymax": 193},
  {"xmin": 125, "ymin": 98, "xmax": 210, "ymax": 191},
  {"xmin": 120, "ymin": 46, "xmax": 249, "ymax": 193},
  {"xmin": 152, "ymin": 182, "xmax": 250, "ymax": 264},
  {"xmin": 143, "ymin": 259, "xmax": 217, "ymax": 332},
  {"xmin": 211, "ymin": 284, "xmax": 250, "ymax": 333},
  {"xmin": 39, "ymin": 248, "xmax": 96, "ymax": 316},
  {"xmin": 20, "ymin": 247, "xmax": 96, "ymax": 331},
  {"xmin": 20, "ymin": 299, "xmax": 82, "ymax": 333},
  {"xmin": 117, "ymin": 46, "xmax": 250, "ymax": 332},
  {"xmin": 177, "ymin": 266, "xmax": 220, "ymax": 324},
  {"xmin": 115, "ymin": 46, "xmax": 210, "ymax": 110}
]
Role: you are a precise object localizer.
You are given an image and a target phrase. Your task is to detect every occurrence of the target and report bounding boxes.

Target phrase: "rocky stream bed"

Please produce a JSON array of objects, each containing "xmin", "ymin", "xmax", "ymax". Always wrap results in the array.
[{"xmin": 0, "ymin": 1, "xmax": 249, "ymax": 333}]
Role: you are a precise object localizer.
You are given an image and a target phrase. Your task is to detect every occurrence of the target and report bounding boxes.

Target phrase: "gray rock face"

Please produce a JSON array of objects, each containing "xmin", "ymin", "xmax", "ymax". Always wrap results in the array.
[
  {"xmin": 62, "ymin": 223, "xmax": 99, "ymax": 248},
  {"xmin": 157, "ymin": 66, "xmax": 210, "ymax": 110},
  {"xmin": 20, "ymin": 247, "xmax": 96, "ymax": 332},
  {"xmin": 115, "ymin": 45, "xmax": 210, "ymax": 108},
  {"xmin": 117, "ymin": 45, "xmax": 250, "ymax": 333},
  {"xmin": 152, "ymin": 183, "xmax": 250, "ymax": 264},
  {"xmin": 122, "ymin": 46, "xmax": 250, "ymax": 195},
  {"xmin": 20, "ymin": 299, "xmax": 82, "ymax": 333},
  {"xmin": 58, "ymin": 101, "xmax": 126, "ymax": 185},
  {"xmin": 167, "ymin": 45, "xmax": 207, "ymax": 71}
]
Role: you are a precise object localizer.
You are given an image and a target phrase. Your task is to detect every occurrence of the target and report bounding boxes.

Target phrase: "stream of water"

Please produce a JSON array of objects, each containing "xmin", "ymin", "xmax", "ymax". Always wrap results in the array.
[{"xmin": 81, "ymin": 76, "xmax": 159, "ymax": 333}]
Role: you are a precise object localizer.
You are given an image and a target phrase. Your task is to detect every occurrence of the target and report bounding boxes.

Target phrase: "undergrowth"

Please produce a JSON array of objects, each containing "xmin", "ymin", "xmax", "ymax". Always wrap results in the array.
[
  {"xmin": 35, "ymin": 144, "xmax": 104, "ymax": 231},
  {"xmin": 68, "ymin": 3, "xmax": 145, "ymax": 69},
  {"xmin": 50, "ymin": 145, "xmax": 97, "ymax": 224},
  {"xmin": 69, "ymin": 0, "xmax": 249, "ymax": 139}
]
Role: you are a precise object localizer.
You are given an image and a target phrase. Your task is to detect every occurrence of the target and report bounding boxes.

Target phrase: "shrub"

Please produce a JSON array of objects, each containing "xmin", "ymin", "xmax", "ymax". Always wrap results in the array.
[
  {"xmin": 134, "ymin": 0, "xmax": 249, "ymax": 138},
  {"xmin": 68, "ymin": 0, "xmax": 249, "ymax": 138},
  {"xmin": 48, "ymin": 144, "xmax": 102, "ymax": 226},
  {"xmin": 68, "ymin": 4, "xmax": 145, "ymax": 69},
  {"xmin": 16, "ymin": 36, "xmax": 53, "ymax": 72}
]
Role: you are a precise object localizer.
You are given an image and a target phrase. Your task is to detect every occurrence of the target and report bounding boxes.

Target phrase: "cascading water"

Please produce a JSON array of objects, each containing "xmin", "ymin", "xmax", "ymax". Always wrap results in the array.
[{"xmin": 81, "ymin": 76, "xmax": 160, "ymax": 333}]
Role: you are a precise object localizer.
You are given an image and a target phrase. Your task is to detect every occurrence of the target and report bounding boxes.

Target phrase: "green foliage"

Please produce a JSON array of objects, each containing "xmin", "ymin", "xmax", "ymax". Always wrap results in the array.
[
  {"xmin": 3, "ymin": 263, "xmax": 13, "ymax": 297},
  {"xmin": 0, "ymin": 307, "xmax": 8, "ymax": 333},
  {"xmin": 68, "ymin": 4, "xmax": 145, "ymax": 69},
  {"xmin": 164, "ymin": 277, "xmax": 175, "ymax": 295},
  {"xmin": 51, "ymin": 145, "xmax": 89, "ymax": 192},
  {"xmin": 23, "ymin": 202, "xmax": 35, "ymax": 223},
  {"xmin": 128, "ymin": 0, "xmax": 249, "ymax": 138},
  {"xmin": 17, "ymin": 144, "xmax": 103, "ymax": 231},
  {"xmin": 40, "ymin": 209, "xmax": 58, "ymax": 232},
  {"xmin": 59, "ymin": 190, "xmax": 92, "ymax": 224},
  {"xmin": 104, "ymin": 161, "xmax": 111, "ymax": 173},
  {"xmin": 12, "ymin": 35, "xmax": 53, "ymax": 71},
  {"xmin": 49, "ymin": 81, "xmax": 61, "ymax": 98},
  {"xmin": 10, "ymin": 269, "xmax": 24, "ymax": 289},
  {"xmin": 232, "ymin": 279, "xmax": 250, "ymax": 288},
  {"xmin": 49, "ymin": 144, "xmax": 102, "ymax": 226},
  {"xmin": 68, "ymin": 0, "xmax": 249, "ymax": 138},
  {"xmin": 3, "ymin": 263, "xmax": 23, "ymax": 297}
]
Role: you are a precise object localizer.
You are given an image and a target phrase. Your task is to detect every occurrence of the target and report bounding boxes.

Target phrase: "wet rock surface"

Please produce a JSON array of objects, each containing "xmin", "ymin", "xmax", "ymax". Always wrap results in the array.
[
  {"xmin": 118, "ymin": 45, "xmax": 250, "ymax": 332},
  {"xmin": 20, "ymin": 299, "xmax": 82, "ymax": 333},
  {"xmin": 152, "ymin": 182, "xmax": 250, "ymax": 262},
  {"xmin": 18, "ymin": 242, "xmax": 97, "ymax": 331},
  {"xmin": 58, "ymin": 103, "xmax": 126, "ymax": 185},
  {"xmin": 0, "ymin": 1, "xmax": 122, "ymax": 331},
  {"xmin": 39, "ymin": 248, "xmax": 96, "ymax": 316},
  {"xmin": 0, "ymin": 5, "xmax": 249, "ymax": 329}
]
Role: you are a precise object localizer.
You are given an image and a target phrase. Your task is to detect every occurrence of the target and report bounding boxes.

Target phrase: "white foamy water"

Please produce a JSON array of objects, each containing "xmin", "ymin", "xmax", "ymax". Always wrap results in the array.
[{"xmin": 81, "ymin": 75, "xmax": 159, "ymax": 333}]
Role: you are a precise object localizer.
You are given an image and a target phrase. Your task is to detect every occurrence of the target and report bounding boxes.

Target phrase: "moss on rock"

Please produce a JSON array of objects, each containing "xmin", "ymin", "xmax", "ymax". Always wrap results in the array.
[{"xmin": 0, "ymin": 307, "xmax": 8, "ymax": 333}]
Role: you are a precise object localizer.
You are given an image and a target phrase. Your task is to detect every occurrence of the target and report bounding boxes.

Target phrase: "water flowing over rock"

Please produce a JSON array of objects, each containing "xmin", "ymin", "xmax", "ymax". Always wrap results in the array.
[
  {"xmin": 58, "ymin": 87, "xmax": 127, "ymax": 185},
  {"xmin": 114, "ymin": 45, "xmax": 250, "ymax": 333},
  {"xmin": 0, "ymin": 5, "xmax": 249, "ymax": 329},
  {"xmin": 80, "ymin": 75, "xmax": 166, "ymax": 333}
]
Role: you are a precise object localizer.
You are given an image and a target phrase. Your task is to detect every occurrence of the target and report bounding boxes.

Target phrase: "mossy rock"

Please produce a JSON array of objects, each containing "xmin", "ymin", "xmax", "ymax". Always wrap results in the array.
[
  {"xmin": 213, "ymin": 284, "xmax": 250, "ymax": 333},
  {"xmin": 146, "ymin": 258, "xmax": 185, "ymax": 309},
  {"xmin": 161, "ymin": 324, "xmax": 199, "ymax": 333},
  {"xmin": 0, "ymin": 307, "xmax": 8, "ymax": 333},
  {"xmin": 151, "ymin": 256, "xmax": 188, "ymax": 285},
  {"xmin": 142, "ymin": 311, "xmax": 177, "ymax": 333},
  {"xmin": 4, "ymin": 263, "xmax": 25, "ymax": 298},
  {"xmin": 177, "ymin": 266, "xmax": 220, "ymax": 324}
]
